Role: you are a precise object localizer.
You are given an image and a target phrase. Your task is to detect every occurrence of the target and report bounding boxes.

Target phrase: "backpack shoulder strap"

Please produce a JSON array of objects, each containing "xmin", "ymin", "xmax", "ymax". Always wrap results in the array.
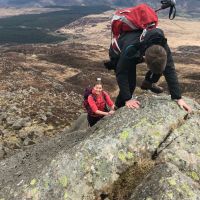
[{"xmin": 102, "ymin": 91, "xmax": 107, "ymax": 102}]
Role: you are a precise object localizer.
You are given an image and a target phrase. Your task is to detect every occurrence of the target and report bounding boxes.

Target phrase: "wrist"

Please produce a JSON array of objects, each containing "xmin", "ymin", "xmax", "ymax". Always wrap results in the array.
[
  {"xmin": 172, "ymin": 96, "xmax": 182, "ymax": 101},
  {"xmin": 173, "ymin": 98, "xmax": 181, "ymax": 102},
  {"xmin": 125, "ymin": 98, "xmax": 131, "ymax": 103}
]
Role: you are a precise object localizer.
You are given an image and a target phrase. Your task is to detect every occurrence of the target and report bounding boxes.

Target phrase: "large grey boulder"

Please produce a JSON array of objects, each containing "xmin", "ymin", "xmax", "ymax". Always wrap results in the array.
[
  {"xmin": 65, "ymin": 113, "xmax": 88, "ymax": 133},
  {"xmin": 129, "ymin": 163, "xmax": 200, "ymax": 200},
  {"xmin": 0, "ymin": 94, "xmax": 199, "ymax": 200}
]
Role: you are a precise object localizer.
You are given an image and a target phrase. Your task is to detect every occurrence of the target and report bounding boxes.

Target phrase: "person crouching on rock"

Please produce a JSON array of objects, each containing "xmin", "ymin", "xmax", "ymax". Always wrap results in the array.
[
  {"xmin": 105, "ymin": 28, "xmax": 192, "ymax": 112},
  {"xmin": 86, "ymin": 78, "xmax": 115, "ymax": 127}
]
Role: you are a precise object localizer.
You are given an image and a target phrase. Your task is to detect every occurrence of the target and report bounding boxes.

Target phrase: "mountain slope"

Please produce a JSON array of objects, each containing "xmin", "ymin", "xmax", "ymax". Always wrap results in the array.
[{"xmin": 0, "ymin": 0, "xmax": 199, "ymax": 18}]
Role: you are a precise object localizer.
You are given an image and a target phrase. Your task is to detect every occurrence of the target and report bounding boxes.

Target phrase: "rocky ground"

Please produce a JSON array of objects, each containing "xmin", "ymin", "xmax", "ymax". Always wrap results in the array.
[
  {"xmin": 0, "ymin": 42, "xmax": 117, "ymax": 160},
  {"xmin": 0, "ymin": 11, "xmax": 199, "ymax": 161}
]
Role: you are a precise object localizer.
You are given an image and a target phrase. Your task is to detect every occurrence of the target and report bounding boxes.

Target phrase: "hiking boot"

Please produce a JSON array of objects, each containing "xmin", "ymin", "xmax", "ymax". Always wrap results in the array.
[{"xmin": 141, "ymin": 80, "xmax": 163, "ymax": 94}]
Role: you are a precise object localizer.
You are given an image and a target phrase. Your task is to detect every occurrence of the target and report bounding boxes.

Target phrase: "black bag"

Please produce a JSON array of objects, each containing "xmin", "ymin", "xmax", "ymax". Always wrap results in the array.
[{"xmin": 104, "ymin": 44, "xmax": 120, "ymax": 71}]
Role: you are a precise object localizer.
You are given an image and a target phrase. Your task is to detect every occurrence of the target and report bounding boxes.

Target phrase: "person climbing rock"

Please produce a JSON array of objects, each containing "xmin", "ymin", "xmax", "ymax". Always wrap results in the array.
[
  {"xmin": 83, "ymin": 78, "xmax": 115, "ymax": 127},
  {"xmin": 104, "ymin": 4, "xmax": 191, "ymax": 112}
]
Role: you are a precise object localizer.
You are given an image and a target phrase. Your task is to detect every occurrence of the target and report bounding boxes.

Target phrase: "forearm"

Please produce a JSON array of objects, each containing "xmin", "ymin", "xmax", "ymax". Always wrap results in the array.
[
  {"xmin": 116, "ymin": 73, "xmax": 132, "ymax": 101},
  {"xmin": 163, "ymin": 44, "xmax": 181, "ymax": 100},
  {"xmin": 111, "ymin": 104, "xmax": 115, "ymax": 110},
  {"xmin": 104, "ymin": 92, "xmax": 115, "ymax": 108},
  {"xmin": 95, "ymin": 110, "xmax": 108, "ymax": 116},
  {"xmin": 116, "ymin": 57, "xmax": 134, "ymax": 101}
]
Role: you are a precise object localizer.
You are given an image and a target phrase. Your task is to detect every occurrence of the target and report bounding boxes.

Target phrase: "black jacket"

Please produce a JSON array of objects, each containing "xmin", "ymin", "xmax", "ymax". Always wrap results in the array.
[{"xmin": 111, "ymin": 28, "xmax": 181, "ymax": 101}]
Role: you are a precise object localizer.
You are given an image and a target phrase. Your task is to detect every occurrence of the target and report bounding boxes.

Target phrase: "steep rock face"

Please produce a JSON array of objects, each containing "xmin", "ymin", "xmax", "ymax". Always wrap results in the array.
[{"xmin": 0, "ymin": 94, "xmax": 199, "ymax": 199}]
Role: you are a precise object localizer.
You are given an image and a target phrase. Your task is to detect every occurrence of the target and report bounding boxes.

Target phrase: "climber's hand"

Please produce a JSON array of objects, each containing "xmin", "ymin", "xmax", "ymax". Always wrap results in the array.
[
  {"xmin": 125, "ymin": 99, "xmax": 140, "ymax": 109},
  {"xmin": 176, "ymin": 99, "xmax": 192, "ymax": 113}
]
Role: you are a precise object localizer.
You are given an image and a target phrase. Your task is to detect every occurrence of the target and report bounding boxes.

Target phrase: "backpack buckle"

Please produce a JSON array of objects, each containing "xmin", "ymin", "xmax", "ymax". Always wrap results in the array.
[{"xmin": 140, "ymin": 29, "xmax": 147, "ymax": 42}]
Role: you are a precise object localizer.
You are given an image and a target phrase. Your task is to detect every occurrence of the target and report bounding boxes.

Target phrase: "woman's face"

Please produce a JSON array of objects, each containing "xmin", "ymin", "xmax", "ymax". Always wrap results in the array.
[{"xmin": 94, "ymin": 84, "xmax": 103, "ymax": 95}]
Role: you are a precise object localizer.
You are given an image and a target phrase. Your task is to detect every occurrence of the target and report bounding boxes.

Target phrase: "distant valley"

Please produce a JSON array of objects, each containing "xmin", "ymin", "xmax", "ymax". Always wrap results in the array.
[
  {"xmin": 0, "ymin": 7, "xmax": 65, "ymax": 19},
  {"xmin": 0, "ymin": 5, "xmax": 110, "ymax": 44}
]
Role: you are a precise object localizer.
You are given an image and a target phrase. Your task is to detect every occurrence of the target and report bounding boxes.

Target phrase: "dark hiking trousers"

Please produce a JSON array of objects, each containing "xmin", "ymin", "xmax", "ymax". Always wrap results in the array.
[{"xmin": 87, "ymin": 115, "xmax": 103, "ymax": 127}]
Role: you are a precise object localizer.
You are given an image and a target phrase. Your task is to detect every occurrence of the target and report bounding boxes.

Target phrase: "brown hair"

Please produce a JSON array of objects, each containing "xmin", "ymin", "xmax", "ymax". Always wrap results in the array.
[{"xmin": 145, "ymin": 45, "xmax": 167, "ymax": 74}]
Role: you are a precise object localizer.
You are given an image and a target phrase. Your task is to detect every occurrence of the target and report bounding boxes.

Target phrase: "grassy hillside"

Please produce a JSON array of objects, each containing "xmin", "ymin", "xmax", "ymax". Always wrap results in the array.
[{"xmin": 0, "ymin": 5, "xmax": 110, "ymax": 44}]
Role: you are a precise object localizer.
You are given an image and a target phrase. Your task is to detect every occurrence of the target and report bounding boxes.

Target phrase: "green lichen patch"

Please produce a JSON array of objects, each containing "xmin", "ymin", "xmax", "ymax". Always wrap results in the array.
[
  {"xmin": 152, "ymin": 131, "xmax": 161, "ymax": 137},
  {"xmin": 64, "ymin": 191, "xmax": 68, "ymax": 199},
  {"xmin": 44, "ymin": 180, "xmax": 49, "ymax": 188},
  {"xmin": 59, "ymin": 176, "xmax": 68, "ymax": 188},
  {"xmin": 118, "ymin": 150, "xmax": 126, "ymax": 162},
  {"xmin": 30, "ymin": 179, "xmax": 37, "ymax": 186},
  {"xmin": 181, "ymin": 183, "xmax": 195, "ymax": 197},
  {"xmin": 167, "ymin": 192, "xmax": 174, "ymax": 199},
  {"xmin": 168, "ymin": 178, "xmax": 177, "ymax": 186},
  {"xmin": 191, "ymin": 171, "xmax": 199, "ymax": 181},
  {"xmin": 118, "ymin": 150, "xmax": 134, "ymax": 162},
  {"xmin": 120, "ymin": 130, "xmax": 129, "ymax": 140},
  {"xmin": 127, "ymin": 152, "xmax": 134, "ymax": 159},
  {"xmin": 197, "ymin": 152, "xmax": 200, "ymax": 157},
  {"xmin": 146, "ymin": 198, "xmax": 153, "ymax": 200},
  {"xmin": 32, "ymin": 188, "xmax": 38, "ymax": 195}
]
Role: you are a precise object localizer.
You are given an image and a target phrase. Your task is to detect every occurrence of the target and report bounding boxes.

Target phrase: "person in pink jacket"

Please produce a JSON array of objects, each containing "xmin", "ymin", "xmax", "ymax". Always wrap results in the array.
[{"xmin": 87, "ymin": 78, "xmax": 115, "ymax": 126}]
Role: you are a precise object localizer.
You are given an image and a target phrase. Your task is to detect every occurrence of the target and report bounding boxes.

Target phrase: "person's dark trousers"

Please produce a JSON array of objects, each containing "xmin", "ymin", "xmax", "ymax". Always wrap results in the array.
[
  {"xmin": 87, "ymin": 115, "xmax": 103, "ymax": 127},
  {"xmin": 145, "ymin": 70, "xmax": 162, "ymax": 83},
  {"xmin": 115, "ymin": 64, "xmax": 137, "ymax": 108}
]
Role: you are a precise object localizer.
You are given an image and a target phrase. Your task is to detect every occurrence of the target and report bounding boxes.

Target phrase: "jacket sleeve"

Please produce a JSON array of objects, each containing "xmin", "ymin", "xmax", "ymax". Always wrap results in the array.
[
  {"xmin": 163, "ymin": 43, "xmax": 182, "ymax": 100},
  {"xmin": 115, "ymin": 46, "xmax": 138, "ymax": 102},
  {"xmin": 103, "ymin": 91, "xmax": 114, "ymax": 107},
  {"xmin": 88, "ymin": 95, "xmax": 98, "ymax": 113}
]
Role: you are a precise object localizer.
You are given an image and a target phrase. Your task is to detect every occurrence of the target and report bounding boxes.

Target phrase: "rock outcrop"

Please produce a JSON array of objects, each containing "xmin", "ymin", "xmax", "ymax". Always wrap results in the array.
[{"xmin": 0, "ymin": 94, "xmax": 199, "ymax": 200}]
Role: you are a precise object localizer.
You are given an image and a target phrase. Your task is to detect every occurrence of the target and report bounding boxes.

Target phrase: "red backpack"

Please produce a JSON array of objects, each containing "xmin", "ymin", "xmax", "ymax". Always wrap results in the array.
[{"xmin": 111, "ymin": 4, "xmax": 158, "ymax": 52}]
